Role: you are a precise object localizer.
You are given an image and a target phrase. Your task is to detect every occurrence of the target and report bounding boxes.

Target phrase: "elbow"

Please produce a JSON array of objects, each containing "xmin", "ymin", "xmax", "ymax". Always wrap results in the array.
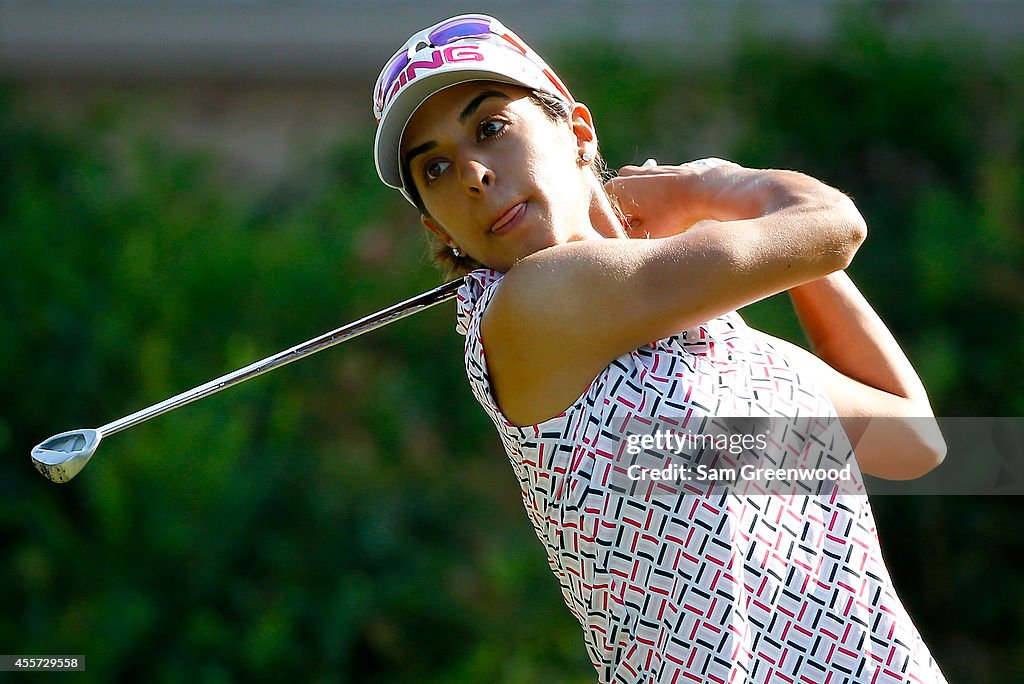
[
  {"xmin": 831, "ymin": 195, "xmax": 868, "ymax": 271},
  {"xmin": 902, "ymin": 436, "xmax": 946, "ymax": 480},
  {"xmin": 772, "ymin": 172, "xmax": 867, "ymax": 272},
  {"xmin": 886, "ymin": 415, "xmax": 947, "ymax": 480},
  {"xmin": 855, "ymin": 409, "xmax": 947, "ymax": 481},
  {"xmin": 912, "ymin": 417, "xmax": 947, "ymax": 477},
  {"xmin": 907, "ymin": 398, "xmax": 947, "ymax": 478},
  {"xmin": 866, "ymin": 438, "xmax": 945, "ymax": 481}
]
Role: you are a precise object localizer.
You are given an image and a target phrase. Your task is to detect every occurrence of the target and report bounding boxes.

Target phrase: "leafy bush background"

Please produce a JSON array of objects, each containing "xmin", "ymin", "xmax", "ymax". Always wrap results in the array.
[{"xmin": 2, "ymin": 16, "xmax": 1022, "ymax": 683}]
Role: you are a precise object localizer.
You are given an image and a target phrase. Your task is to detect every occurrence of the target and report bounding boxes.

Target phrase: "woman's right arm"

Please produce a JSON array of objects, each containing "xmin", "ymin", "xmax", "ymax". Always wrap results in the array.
[{"xmin": 482, "ymin": 164, "xmax": 867, "ymax": 426}]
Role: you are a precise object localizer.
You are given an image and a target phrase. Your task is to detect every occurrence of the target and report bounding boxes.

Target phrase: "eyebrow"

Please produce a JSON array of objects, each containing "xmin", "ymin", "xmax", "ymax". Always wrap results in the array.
[
  {"xmin": 458, "ymin": 90, "xmax": 510, "ymax": 123},
  {"xmin": 403, "ymin": 90, "xmax": 512, "ymax": 169},
  {"xmin": 403, "ymin": 140, "xmax": 437, "ymax": 169}
]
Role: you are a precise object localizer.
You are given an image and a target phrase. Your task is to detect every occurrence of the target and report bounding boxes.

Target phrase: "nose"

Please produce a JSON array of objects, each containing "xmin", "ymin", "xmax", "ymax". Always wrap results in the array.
[{"xmin": 458, "ymin": 158, "xmax": 494, "ymax": 196}]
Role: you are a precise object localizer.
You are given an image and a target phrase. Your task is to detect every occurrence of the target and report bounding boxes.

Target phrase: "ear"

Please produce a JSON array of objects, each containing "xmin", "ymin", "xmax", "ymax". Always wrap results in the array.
[
  {"xmin": 569, "ymin": 102, "xmax": 598, "ymax": 156},
  {"xmin": 421, "ymin": 215, "xmax": 453, "ymax": 247}
]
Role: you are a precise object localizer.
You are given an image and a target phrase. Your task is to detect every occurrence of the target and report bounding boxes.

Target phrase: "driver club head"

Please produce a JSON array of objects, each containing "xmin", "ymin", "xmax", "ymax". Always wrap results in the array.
[{"xmin": 31, "ymin": 429, "xmax": 102, "ymax": 483}]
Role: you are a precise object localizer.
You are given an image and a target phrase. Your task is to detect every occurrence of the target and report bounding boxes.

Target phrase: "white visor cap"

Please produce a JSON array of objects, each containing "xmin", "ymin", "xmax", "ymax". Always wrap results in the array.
[{"xmin": 372, "ymin": 14, "xmax": 574, "ymax": 205}]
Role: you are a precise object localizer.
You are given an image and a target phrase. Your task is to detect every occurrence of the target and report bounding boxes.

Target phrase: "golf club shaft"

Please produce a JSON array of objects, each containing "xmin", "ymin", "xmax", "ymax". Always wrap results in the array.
[{"xmin": 98, "ymin": 277, "xmax": 465, "ymax": 438}]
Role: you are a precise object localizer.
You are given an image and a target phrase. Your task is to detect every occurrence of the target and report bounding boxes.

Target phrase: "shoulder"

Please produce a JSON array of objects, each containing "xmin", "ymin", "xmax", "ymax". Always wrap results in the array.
[{"xmin": 476, "ymin": 241, "xmax": 685, "ymax": 426}]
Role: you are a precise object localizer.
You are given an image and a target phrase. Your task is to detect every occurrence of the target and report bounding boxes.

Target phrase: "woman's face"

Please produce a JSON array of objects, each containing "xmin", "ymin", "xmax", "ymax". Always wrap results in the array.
[{"xmin": 401, "ymin": 82, "xmax": 602, "ymax": 272}]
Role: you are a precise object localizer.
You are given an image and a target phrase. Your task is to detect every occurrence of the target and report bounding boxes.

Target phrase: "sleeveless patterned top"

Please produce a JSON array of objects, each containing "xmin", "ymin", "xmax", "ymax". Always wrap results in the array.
[{"xmin": 456, "ymin": 268, "xmax": 947, "ymax": 684}]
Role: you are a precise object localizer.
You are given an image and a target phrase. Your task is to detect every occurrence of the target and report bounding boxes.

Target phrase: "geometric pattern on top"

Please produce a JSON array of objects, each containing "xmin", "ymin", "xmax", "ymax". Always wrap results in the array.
[{"xmin": 456, "ymin": 269, "xmax": 947, "ymax": 684}]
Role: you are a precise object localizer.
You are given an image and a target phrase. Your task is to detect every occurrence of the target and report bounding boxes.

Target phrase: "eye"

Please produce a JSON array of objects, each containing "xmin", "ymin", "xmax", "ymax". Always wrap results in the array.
[
  {"xmin": 478, "ymin": 118, "xmax": 507, "ymax": 140},
  {"xmin": 423, "ymin": 159, "xmax": 451, "ymax": 183}
]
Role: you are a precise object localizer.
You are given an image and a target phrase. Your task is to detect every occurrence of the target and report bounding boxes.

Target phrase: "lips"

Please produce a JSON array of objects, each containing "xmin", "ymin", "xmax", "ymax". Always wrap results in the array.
[{"xmin": 490, "ymin": 202, "xmax": 527, "ymax": 235}]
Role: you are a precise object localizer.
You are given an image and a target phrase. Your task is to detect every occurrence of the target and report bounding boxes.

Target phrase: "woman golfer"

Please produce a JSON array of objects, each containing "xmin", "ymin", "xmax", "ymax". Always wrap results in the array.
[{"xmin": 372, "ymin": 14, "xmax": 947, "ymax": 683}]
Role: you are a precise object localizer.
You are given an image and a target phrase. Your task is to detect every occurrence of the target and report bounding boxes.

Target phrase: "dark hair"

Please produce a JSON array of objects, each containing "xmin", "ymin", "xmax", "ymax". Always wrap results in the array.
[{"xmin": 404, "ymin": 88, "xmax": 620, "ymax": 277}]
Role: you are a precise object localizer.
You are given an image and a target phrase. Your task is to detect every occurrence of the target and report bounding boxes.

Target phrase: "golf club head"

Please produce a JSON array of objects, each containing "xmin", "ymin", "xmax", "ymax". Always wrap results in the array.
[{"xmin": 31, "ymin": 429, "xmax": 101, "ymax": 483}]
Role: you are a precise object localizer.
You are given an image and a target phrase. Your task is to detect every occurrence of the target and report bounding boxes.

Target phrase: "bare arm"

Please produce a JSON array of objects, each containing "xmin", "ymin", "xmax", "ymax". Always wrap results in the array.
[
  {"xmin": 779, "ymin": 272, "xmax": 946, "ymax": 479},
  {"xmin": 482, "ymin": 164, "xmax": 867, "ymax": 426}
]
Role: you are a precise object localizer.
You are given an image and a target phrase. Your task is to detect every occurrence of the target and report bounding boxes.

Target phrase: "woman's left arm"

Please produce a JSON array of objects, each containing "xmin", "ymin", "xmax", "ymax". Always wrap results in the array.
[{"xmin": 778, "ymin": 271, "xmax": 947, "ymax": 479}]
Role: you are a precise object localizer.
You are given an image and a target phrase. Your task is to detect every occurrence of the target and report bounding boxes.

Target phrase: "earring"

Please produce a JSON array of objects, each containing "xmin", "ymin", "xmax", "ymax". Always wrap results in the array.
[
  {"xmin": 580, "ymin": 151, "xmax": 592, "ymax": 164},
  {"xmin": 451, "ymin": 246, "xmax": 463, "ymax": 258}
]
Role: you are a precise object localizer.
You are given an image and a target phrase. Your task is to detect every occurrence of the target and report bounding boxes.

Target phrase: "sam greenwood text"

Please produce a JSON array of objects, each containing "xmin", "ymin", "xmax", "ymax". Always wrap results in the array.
[
  {"xmin": 626, "ymin": 462, "xmax": 853, "ymax": 483},
  {"xmin": 623, "ymin": 428, "xmax": 853, "ymax": 484}
]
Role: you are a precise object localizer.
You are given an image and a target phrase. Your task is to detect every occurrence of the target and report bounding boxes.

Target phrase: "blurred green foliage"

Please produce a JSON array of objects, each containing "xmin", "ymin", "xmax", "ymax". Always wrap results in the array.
[{"xmin": 2, "ymin": 16, "xmax": 1023, "ymax": 684}]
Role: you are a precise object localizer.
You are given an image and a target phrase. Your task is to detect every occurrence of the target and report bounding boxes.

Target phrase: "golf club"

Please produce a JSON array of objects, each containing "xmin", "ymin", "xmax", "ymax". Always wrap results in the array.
[{"xmin": 31, "ymin": 277, "xmax": 465, "ymax": 483}]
